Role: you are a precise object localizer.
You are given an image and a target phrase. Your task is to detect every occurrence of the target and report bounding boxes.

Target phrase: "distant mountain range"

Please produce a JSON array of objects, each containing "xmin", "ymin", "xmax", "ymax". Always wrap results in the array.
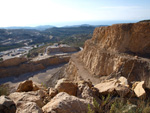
[
  {"xmin": 0, "ymin": 24, "xmax": 108, "ymax": 31},
  {"xmin": 0, "ymin": 25, "xmax": 55, "ymax": 31},
  {"xmin": 61, "ymin": 24, "xmax": 108, "ymax": 28}
]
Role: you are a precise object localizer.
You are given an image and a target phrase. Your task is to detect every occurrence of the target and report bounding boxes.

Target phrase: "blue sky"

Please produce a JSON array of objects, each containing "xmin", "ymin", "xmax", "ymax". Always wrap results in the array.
[{"xmin": 0, "ymin": 0, "xmax": 150, "ymax": 27}]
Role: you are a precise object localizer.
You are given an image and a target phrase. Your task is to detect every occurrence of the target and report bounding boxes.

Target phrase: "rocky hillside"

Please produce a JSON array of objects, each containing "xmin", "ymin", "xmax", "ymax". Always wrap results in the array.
[
  {"xmin": 1, "ymin": 22, "xmax": 150, "ymax": 113},
  {"xmin": 65, "ymin": 22, "xmax": 150, "ymax": 89}
]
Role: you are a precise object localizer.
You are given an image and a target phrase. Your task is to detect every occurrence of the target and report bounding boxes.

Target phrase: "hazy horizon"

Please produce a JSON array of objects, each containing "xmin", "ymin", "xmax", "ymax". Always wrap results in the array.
[{"xmin": 0, "ymin": 20, "xmax": 140, "ymax": 28}]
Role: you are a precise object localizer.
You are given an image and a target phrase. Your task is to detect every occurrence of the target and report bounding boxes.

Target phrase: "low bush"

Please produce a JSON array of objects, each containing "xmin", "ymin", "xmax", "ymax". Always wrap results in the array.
[{"xmin": 88, "ymin": 94, "xmax": 150, "ymax": 113}]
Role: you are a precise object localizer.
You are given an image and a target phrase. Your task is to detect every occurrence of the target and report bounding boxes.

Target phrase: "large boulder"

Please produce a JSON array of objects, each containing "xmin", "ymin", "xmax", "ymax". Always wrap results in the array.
[
  {"xmin": 17, "ymin": 80, "xmax": 39, "ymax": 92},
  {"xmin": 9, "ymin": 91, "xmax": 45, "ymax": 108},
  {"xmin": 95, "ymin": 79, "xmax": 118, "ymax": 95},
  {"xmin": 133, "ymin": 81, "xmax": 146, "ymax": 98},
  {"xmin": 16, "ymin": 101, "xmax": 43, "ymax": 113},
  {"xmin": 55, "ymin": 78, "xmax": 78, "ymax": 96},
  {"xmin": 0, "ymin": 95, "xmax": 16, "ymax": 113},
  {"xmin": 95, "ymin": 77, "xmax": 130, "ymax": 97},
  {"xmin": 42, "ymin": 92, "xmax": 93, "ymax": 113},
  {"xmin": 17, "ymin": 80, "xmax": 33, "ymax": 92}
]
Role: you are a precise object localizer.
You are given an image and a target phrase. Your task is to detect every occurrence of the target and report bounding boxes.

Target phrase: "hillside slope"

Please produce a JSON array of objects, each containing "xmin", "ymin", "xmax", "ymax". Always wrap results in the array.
[{"xmin": 65, "ymin": 22, "xmax": 150, "ymax": 88}]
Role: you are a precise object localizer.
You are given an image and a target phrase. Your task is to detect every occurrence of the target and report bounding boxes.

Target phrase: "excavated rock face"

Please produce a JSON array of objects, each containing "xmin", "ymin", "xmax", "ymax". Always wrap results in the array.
[
  {"xmin": 89, "ymin": 23, "xmax": 150, "ymax": 56},
  {"xmin": 0, "ymin": 55, "xmax": 70, "ymax": 78},
  {"xmin": 66, "ymin": 22, "xmax": 150, "ymax": 89},
  {"xmin": 0, "ymin": 57, "xmax": 27, "ymax": 68}
]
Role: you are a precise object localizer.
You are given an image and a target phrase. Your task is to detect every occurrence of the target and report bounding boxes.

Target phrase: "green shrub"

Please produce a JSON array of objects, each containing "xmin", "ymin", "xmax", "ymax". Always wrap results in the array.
[
  {"xmin": 87, "ymin": 104, "xmax": 94, "ymax": 113},
  {"xmin": 110, "ymin": 98, "xmax": 128, "ymax": 113}
]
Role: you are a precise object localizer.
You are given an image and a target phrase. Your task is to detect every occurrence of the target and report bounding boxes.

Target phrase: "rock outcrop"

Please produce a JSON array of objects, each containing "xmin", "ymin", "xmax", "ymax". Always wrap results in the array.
[
  {"xmin": 65, "ymin": 22, "xmax": 150, "ymax": 89},
  {"xmin": 0, "ymin": 55, "xmax": 70, "ymax": 79},
  {"xmin": 0, "ymin": 57, "xmax": 27, "ymax": 68}
]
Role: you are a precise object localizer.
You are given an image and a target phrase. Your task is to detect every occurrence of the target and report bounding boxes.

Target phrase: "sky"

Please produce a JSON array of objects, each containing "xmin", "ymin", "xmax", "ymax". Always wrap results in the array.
[{"xmin": 0, "ymin": 0, "xmax": 150, "ymax": 27}]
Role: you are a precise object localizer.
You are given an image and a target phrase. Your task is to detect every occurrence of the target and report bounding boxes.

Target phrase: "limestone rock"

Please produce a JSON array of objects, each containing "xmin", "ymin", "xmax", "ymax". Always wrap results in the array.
[
  {"xmin": 86, "ymin": 23, "xmax": 150, "ymax": 57},
  {"xmin": 133, "ymin": 81, "xmax": 146, "ymax": 98},
  {"xmin": 55, "ymin": 78, "xmax": 78, "ymax": 96},
  {"xmin": 17, "ymin": 80, "xmax": 40, "ymax": 92},
  {"xmin": 42, "ymin": 92, "xmax": 92, "ymax": 113},
  {"xmin": 95, "ymin": 78, "xmax": 130, "ymax": 97},
  {"xmin": 94, "ymin": 79, "xmax": 118, "ymax": 95},
  {"xmin": 17, "ymin": 80, "xmax": 34, "ymax": 92},
  {"xmin": 9, "ymin": 91, "xmax": 44, "ymax": 108},
  {"xmin": 118, "ymin": 76, "xmax": 128, "ymax": 86},
  {"xmin": 16, "ymin": 101, "xmax": 43, "ymax": 113},
  {"xmin": 0, "ymin": 95, "xmax": 16, "ymax": 113}
]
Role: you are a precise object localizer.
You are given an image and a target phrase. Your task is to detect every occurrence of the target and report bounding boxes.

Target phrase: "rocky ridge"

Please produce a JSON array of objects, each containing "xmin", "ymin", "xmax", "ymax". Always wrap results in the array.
[
  {"xmin": 0, "ymin": 55, "xmax": 70, "ymax": 78},
  {"xmin": 65, "ymin": 22, "xmax": 150, "ymax": 89}
]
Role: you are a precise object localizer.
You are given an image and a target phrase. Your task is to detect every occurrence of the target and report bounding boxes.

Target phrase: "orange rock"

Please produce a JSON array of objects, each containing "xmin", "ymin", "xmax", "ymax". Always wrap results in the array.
[{"xmin": 17, "ymin": 80, "xmax": 33, "ymax": 92}]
